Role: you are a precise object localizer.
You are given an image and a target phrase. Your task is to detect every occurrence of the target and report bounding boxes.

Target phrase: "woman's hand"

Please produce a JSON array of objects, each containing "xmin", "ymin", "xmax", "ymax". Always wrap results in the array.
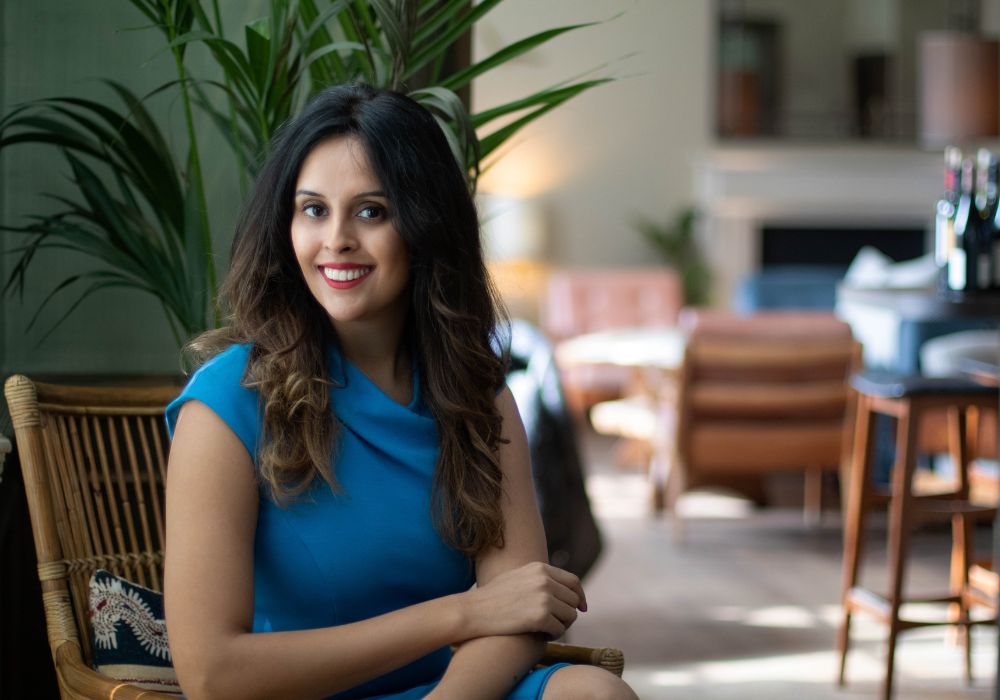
[{"xmin": 457, "ymin": 561, "xmax": 587, "ymax": 640}]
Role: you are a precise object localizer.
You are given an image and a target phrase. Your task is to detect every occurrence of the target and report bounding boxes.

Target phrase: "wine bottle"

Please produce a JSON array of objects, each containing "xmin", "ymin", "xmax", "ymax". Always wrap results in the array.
[
  {"xmin": 974, "ymin": 149, "xmax": 995, "ymax": 291},
  {"xmin": 988, "ymin": 152, "xmax": 1000, "ymax": 289},
  {"xmin": 935, "ymin": 147, "xmax": 962, "ymax": 293},
  {"xmin": 948, "ymin": 157, "xmax": 978, "ymax": 294}
]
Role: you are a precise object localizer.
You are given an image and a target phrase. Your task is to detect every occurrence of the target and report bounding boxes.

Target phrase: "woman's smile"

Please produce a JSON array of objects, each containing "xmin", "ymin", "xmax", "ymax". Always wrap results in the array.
[{"xmin": 320, "ymin": 263, "xmax": 374, "ymax": 288}]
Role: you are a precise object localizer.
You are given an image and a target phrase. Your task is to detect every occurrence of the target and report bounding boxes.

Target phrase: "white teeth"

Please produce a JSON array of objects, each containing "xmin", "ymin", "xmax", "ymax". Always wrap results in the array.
[{"xmin": 323, "ymin": 266, "xmax": 372, "ymax": 282}]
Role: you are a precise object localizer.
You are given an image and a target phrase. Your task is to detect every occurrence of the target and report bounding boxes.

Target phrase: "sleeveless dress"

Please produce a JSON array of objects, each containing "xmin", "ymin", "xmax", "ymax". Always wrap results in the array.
[{"xmin": 165, "ymin": 343, "xmax": 567, "ymax": 699}]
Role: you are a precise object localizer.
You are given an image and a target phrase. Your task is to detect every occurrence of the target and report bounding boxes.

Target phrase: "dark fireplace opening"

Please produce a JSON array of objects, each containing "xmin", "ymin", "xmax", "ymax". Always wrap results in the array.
[
  {"xmin": 761, "ymin": 225, "xmax": 926, "ymax": 269},
  {"xmin": 737, "ymin": 224, "xmax": 929, "ymax": 312}
]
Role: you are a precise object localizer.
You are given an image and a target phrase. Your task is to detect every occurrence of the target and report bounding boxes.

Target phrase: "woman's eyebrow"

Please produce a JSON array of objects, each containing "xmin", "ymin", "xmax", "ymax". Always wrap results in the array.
[{"xmin": 294, "ymin": 188, "xmax": 386, "ymax": 198}]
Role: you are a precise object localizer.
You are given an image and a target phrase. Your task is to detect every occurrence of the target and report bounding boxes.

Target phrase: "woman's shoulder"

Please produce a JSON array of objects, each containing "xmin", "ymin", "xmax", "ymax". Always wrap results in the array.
[
  {"xmin": 165, "ymin": 343, "xmax": 261, "ymax": 458},
  {"xmin": 187, "ymin": 342, "xmax": 254, "ymax": 388}
]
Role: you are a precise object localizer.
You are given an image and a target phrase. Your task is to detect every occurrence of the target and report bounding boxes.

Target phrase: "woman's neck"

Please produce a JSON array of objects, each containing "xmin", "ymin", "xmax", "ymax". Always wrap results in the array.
[{"xmin": 336, "ymin": 320, "xmax": 412, "ymax": 405}]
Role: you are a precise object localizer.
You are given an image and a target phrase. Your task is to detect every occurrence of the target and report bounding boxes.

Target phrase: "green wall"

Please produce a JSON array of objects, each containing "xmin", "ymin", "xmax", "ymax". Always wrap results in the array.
[{"xmin": 1, "ymin": 2, "xmax": 265, "ymax": 377}]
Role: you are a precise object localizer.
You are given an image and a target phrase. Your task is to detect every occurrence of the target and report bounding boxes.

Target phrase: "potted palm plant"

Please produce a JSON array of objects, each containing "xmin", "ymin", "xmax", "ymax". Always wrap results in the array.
[
  {"xmin": 633, "ymin": 207, "xmax": 712, "ymax": 306},
  {"xmin": 1, "ymin": 0, "xmax": 611, "ymax": 346}
]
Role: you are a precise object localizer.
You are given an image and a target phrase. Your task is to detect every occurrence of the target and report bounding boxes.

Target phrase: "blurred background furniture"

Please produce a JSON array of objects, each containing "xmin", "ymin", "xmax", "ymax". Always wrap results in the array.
[
  {"xmin": 836, "ymin": 285, "xmax": 1000, "ymax": 375},
  {"xmin": 588, "ymin": 311, "xmax": 861, "ymax": 524},
  {"xmin": 541, "ymin": 267, "xmax": 683, "ymax": 420},
  {"xmin": 505, "ymin": 320, "xmax": 603, "ymax": 578},
  {"xmin": 665, "ymin": 311, "xmax": 861, "ymax": 532},
  {"xmin": 733, "ymin": 264, "xmax": 844, "ymax": 313},
  {"xmin": 567, "ymin": 327, "xmax": 687, "ymax": 510},
  {"xmin": 838, "ymin": 371, "xmax": 998, "ymax": 700}
]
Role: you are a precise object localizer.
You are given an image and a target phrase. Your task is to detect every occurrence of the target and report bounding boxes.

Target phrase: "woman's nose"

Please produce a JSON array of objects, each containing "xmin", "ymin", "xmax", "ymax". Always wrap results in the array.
[{"xmin": 322, "ymin": 216, "xmax": 358, "ymax": 253}]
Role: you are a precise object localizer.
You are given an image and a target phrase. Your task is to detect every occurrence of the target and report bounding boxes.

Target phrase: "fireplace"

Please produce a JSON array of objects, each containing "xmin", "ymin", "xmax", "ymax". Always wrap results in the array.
[{"xmin": 694, "ymin": 145, "xmax": 941, "ymax": 307}]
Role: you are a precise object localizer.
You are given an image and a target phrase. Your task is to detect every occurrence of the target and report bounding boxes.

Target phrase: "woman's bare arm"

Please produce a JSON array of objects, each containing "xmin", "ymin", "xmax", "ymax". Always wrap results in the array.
[
  {"xmin": 427, "ymin": 387, "xmax": 587, "ymax": 700},
  {"xmin": 166, "ymin": 400, "xmax": 470, "ymax": 700}
]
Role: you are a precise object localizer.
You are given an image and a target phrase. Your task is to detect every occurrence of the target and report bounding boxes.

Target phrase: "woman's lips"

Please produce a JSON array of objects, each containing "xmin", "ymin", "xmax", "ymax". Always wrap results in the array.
[{"xmin": 320, "ymin": 265, "xmax": 373, "ymax": 289}]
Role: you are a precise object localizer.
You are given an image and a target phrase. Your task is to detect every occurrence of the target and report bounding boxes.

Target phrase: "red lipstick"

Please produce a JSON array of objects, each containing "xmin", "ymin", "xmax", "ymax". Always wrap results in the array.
[{"xmin": 318, "ymin": 263, "xmax": 374, "ymax": 290}]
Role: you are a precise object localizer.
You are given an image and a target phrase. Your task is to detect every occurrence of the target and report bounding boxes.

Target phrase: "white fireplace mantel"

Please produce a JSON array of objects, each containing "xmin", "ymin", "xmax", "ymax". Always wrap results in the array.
[{"xmin": 694, "ymin": 144, "xmax": 944, "ymax": 307}]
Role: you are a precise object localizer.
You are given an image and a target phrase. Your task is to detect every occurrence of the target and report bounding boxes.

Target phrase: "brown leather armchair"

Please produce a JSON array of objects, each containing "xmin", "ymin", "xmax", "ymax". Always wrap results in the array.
[{"xmin": 666, "ymin": 310, "xmax": 862, "ymax": 531}]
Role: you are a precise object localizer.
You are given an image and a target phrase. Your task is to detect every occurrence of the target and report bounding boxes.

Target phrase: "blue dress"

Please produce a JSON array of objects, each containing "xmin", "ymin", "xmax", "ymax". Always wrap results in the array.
[{"xmin": 165, "ymin": 343, "xmax": 566, "ymax": 699}]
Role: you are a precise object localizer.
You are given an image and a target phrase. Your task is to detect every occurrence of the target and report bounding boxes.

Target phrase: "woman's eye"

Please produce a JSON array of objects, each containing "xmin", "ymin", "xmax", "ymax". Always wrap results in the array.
[
  {"xmin": 303, "ymin": 202, "xmax": 327, "ymax": 218},
  {"xmin": 357, "ymin": 204, "xmax": 385, "ymax": 221}
]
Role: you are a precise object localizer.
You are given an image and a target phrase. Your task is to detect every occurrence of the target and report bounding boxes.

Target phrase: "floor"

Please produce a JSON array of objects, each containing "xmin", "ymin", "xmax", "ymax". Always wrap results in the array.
[{"xmin": 564, "ymin": 431, "xmax": 998, "ymax": 699}]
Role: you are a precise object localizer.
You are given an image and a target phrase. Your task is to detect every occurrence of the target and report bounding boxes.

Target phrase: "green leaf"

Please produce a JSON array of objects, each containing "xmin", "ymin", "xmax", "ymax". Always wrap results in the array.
[
  {"xmin": 409, "ymin": 86, "xmax": 479, "ymax": 183},
  {"xmin": 246, "ymin": 17, "xmax": 273, "ymax": 89},
  {"xmin": 405, "ymin": 0, "xmax": 504, "ymax": 81},
  {"xmin": 473, "ymin": 79, "xmax": 611, "ymax": 128},
  {"xmin": 440, "ymin": 22, "xmax": 598, "ymax": 92}
]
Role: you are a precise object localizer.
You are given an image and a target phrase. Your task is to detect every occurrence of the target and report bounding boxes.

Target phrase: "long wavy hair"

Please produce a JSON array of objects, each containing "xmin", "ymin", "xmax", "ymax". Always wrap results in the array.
[{"xmin": 189, "ymin": 84, "xmax": 509, "ymax": 558}]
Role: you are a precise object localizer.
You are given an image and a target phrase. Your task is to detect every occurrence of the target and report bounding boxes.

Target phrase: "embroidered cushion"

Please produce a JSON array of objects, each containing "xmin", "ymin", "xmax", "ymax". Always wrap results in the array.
[{"xmin": 88, "ymin": 569, "xmax": 181, "ymax": 693}]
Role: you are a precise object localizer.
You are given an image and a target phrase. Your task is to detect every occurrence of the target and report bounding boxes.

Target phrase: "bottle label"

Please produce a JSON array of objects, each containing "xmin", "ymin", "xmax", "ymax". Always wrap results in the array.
[
  {"xmin": 949, "ymin": 249, "xmax": 967, "ymax": 290},
  {"xmin": 935, "ymin": 216, "xmax": 955, "ymax": 266}
]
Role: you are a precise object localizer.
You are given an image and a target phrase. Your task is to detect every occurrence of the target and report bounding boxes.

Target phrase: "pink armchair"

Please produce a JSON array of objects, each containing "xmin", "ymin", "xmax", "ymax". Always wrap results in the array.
[{"xmin": 540, "ymin": 267, "xmax": 684, "ymax": 419}]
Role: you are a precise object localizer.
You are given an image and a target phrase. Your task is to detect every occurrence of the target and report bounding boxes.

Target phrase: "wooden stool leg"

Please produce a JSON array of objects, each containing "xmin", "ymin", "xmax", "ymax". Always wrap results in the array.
[
  {"xmin": 838, "ymin": 395, "xmax": 875, "ymax": 686},
  {"xmin": 952, "ymin": 509, "xmax": 975, "ymax": 684},
  {"xmin": 945, "ymin": 404, "xmax": 975, "ymax": 682},
  {"xmin": 883, "ymin": 401, "xmax": 919, "ymax": 700}
]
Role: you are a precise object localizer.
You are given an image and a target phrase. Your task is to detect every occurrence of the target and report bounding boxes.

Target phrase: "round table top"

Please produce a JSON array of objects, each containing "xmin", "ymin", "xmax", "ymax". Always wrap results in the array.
[{"xmin": 554, "ymin": 326, "xmax": 686, "ymax": 370}]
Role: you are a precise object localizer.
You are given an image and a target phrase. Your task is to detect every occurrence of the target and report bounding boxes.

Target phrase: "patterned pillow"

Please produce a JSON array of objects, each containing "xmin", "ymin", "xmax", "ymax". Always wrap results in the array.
[{"xmin": 88, "ymin": 569, "xmax": 182, "ymax": 693}]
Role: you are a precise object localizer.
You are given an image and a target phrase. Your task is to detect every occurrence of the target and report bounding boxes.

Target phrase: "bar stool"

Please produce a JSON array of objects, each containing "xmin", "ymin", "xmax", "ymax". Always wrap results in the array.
[{"xmin": 837, "ymin": 370, "xmax": 997, "ymax": 699}]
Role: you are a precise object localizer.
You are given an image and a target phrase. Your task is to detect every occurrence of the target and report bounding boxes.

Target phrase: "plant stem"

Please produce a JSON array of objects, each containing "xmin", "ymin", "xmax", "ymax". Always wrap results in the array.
[
  {"xmin": 211, "ymin": 0, "xmax": 250, "ymax": 196},
  {"xmin": 165, "ymin": 0, "xmax": 217, "ymax": 329}
]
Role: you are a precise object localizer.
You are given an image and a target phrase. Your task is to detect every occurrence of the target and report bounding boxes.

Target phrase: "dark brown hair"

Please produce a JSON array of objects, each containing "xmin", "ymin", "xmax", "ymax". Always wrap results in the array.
[{"xmin": 189, "ymin": 84, "xmax": 508, "ymax": 558}]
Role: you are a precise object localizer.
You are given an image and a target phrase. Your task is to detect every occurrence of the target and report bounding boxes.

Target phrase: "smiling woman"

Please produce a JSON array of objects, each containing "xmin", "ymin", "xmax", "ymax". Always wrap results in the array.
[{"xmin": 163, "ymin": 84, "xmax": 637, "ymax": 700}]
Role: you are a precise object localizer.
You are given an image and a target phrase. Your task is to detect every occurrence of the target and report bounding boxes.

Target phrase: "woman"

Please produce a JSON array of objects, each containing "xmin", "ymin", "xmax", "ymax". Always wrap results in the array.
[{"xmin": 164, "ymin": 84, "xmax": 636, "ymax": 700}]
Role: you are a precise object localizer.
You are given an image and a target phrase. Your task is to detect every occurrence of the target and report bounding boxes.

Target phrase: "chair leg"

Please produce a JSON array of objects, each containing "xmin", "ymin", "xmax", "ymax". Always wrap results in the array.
[
  {"xmin": 665, "ymin": 457, "xmax": 687, "ymax": 544},
  {"xmin": 803, "ymin": 467, "xmax": 822, "ymax": 527},
  {"xmin": 882, "ymin": 402, "xmax": 919, "ymax": 700},
  {"xmin": 648, "ymin": 448, "xmax": 668, "ymax": 516},
  {"xmin": 838, "ymin": 397, "xmax": 875, "ymax": 687}
]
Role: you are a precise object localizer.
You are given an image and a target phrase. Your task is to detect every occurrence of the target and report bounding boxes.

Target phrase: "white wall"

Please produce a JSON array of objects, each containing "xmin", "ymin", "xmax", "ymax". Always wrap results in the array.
[{"xmin": 472, "ymin": 0, "xmax": 712, "ymax": 268}]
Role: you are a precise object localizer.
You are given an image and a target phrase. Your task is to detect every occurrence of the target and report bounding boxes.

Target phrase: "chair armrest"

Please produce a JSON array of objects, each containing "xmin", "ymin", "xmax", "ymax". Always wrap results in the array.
[
  {"xmin": 54, "ymin": 642, "xmax": 179, "ymax": 699},
  {"xmin": 541, "ymin": 642, "xmax": 624, "ymax": 677}
]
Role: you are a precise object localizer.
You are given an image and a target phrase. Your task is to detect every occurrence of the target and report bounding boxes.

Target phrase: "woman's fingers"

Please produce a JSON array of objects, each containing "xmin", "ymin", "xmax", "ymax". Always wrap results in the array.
[
  {"xmin": 546, "ymin": 564, "xmax": 587, "ymax": 611},
  {"xmin": 544, "ymin": 565, "xmax": 588, "ymax": 612},
  {"xmin": 548, "ymin": 597, "xmax": 578, "ymax": 627}
]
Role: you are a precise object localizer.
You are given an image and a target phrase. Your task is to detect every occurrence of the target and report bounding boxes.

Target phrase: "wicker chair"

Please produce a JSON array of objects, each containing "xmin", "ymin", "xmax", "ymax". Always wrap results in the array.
[{"xmin": 4, "ymin": 375, "xmax": 624, "ymax": 699}]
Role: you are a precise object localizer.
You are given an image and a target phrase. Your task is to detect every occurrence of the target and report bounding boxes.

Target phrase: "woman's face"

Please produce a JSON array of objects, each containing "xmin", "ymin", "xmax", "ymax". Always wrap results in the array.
[{"xmin": 290, "ymin": 136, "xmax": 410, "ymax": 335}]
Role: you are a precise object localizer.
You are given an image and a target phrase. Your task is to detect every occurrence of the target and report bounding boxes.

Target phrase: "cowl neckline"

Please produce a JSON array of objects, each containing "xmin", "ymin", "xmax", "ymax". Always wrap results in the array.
[{"xmin": 326, "ymin": 345, "xmax": 436, "ymax": 465}]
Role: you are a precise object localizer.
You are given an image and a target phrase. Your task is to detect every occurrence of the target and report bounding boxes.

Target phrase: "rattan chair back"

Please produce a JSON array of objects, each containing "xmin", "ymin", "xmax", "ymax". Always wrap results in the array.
[{"xmin": 4, "ymin": 375, "xmax": 179, "ymax": 698}]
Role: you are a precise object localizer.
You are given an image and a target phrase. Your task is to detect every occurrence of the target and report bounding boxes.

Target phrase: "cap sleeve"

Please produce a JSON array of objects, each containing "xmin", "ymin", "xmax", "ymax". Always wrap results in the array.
[{"xmin": 165, "ymin": 343, "xmax": 261, "ymax": 463}]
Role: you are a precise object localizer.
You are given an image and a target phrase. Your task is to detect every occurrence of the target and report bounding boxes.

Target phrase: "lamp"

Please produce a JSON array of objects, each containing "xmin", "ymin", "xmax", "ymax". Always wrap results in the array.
[
  {"xmin": 478, "ymin": 194, "xmax": 549, "ymax": 322},
  {"xmin": 919, "ymin": 31, "xmax": 999, "ymax": 149}
]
